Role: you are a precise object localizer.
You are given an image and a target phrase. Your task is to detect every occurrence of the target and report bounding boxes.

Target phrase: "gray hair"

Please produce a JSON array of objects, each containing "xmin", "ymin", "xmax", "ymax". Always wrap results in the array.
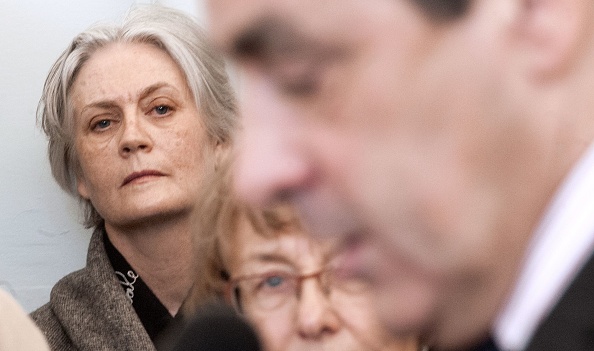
[{"xmin": 38, "ymin": 4, "xmax": 237, "ymax": 228}]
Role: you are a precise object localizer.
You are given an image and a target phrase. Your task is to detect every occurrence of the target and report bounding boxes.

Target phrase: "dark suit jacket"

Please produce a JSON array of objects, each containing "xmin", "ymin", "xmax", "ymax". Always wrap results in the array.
[{"xmin": 525, "ymin": 251, "xmax": 594, "ymax": 351}]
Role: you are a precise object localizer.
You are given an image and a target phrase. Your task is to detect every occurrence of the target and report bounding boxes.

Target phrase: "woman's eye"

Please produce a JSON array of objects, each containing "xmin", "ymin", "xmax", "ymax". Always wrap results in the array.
[
  {"xmin": 263, "ymin": 275, "xmax": 284, "ymax": 288},
  {"xmin": 154, "ymin": 105, "xmax": 171, "ymax": 115},
  {"xmin": 92, "ymin": 119, "xmax": 111, "ymax": 131}
]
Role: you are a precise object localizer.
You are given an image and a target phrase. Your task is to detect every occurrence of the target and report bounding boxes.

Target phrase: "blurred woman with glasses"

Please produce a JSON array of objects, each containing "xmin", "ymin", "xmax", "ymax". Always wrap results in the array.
[{"xmin": 183, "ymin": 161, "xmax": 423, "ymax": 351}]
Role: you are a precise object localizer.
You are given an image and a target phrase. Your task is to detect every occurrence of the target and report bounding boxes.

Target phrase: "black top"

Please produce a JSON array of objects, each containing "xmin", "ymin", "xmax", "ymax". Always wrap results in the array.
[{"xmin": 104, "ymin": 231, "xmax": 174, "ymax": 342}]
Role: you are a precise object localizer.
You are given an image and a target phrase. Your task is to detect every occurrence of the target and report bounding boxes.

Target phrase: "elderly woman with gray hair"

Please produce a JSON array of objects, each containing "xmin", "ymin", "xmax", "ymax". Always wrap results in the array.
[{"xmin": 30, "ymin": 5, "xmax": 236, "ymax": 350}]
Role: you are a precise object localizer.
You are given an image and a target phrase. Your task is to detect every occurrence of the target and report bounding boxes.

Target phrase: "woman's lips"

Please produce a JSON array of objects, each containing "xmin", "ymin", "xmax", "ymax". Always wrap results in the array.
[{"xmin": 121, "ymin": 170, "xmax": 165, "ymax": 186}]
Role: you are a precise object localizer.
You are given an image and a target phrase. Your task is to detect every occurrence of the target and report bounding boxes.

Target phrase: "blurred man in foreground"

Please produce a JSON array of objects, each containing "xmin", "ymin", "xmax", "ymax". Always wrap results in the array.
[{"xmin": 205, "ymin": 0, "xmax": 594, "ymax": 350}]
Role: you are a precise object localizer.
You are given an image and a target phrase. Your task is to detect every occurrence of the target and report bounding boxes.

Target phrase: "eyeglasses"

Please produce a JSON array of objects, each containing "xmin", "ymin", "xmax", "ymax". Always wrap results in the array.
[{"xmin": 225, "ymin": 266, "xmax": 369, "ymax": 314}]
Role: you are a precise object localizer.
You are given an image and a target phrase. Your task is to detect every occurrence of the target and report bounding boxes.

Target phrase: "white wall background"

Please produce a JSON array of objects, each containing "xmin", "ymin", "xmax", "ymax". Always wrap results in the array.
[{"xmin": 0, "ymin": 0, "xmax": 205, "ymax": 312}]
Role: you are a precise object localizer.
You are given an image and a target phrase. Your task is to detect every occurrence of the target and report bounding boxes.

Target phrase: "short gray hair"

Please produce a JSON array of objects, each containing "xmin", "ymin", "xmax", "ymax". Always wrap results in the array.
[{"xmin": 38, "ymin": 4, "xmax": 237, "ymax": 228}]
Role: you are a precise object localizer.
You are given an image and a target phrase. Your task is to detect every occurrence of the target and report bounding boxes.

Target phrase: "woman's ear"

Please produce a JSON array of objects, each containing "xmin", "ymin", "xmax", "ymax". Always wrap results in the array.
[
  {"xmin": 76, "ymin": 174, "xmax": 90, "ymax": 200},
  {"xmin": 516, "ymin": 0, "xmax": 590, "ymax": 80}
]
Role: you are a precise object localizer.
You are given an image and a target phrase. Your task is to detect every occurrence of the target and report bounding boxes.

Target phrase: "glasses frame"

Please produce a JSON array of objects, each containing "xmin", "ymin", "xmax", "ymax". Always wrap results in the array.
[{"xmin": 224, "ymin": 267, "xmax": 334, "ymax": 314}]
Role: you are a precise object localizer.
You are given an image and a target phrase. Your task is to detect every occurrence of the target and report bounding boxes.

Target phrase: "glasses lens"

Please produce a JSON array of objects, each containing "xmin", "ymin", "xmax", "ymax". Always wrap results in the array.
[
  {"xmin": 325, "ymin": 268, "xmax": 370, "ymax": 294},
  {"xmin": 235, "ymin": 273, "xmax": 297, "ymax": 312},
  {"xmin": 231, "ymin": 266, "xmax": 369, "ymax": 314}
]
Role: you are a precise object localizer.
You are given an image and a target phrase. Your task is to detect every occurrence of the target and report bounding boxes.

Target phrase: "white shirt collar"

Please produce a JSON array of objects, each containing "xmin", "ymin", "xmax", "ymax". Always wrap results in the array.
[{"xmin": 494, "ymin": 141, "xmax": 594, "ymax": 350}]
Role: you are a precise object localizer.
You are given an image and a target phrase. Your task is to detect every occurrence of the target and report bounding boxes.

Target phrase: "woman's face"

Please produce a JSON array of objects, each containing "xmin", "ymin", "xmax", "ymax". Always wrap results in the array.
[
  {"xmin": 71, "ymin": 42, "xmax": 216, "ymax": 228},
  {"xmin": 222, "ymin": 216, "xmax": 419, "ymax": 351}
]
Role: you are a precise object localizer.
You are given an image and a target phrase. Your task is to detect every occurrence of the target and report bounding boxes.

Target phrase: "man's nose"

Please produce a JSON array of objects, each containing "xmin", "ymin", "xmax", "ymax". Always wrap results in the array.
[{"xmin": 233, "ymin": 75, "xmax": 313, "ymax": 208}]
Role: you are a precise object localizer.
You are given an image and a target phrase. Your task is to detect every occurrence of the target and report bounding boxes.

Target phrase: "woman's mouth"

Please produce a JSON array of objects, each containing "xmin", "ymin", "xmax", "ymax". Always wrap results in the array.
[{"xmin": 121, "ymin": 170, "xmax": 165, "ymax": 186}]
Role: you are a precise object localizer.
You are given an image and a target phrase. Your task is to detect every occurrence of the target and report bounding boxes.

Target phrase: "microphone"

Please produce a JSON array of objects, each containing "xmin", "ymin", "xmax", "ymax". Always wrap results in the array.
[{"xmin": 161, "ymin": 302, "xmax": 262, "ymax": 351}]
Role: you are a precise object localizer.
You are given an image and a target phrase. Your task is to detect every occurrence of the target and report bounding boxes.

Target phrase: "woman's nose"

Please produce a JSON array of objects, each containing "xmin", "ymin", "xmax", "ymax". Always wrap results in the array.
[
  {"xmin": 295, "ymin": 279, "xmax": 341, "ymax": 339},
  {"xmin": 118, "ymin": 114, "xmax": 153, "ymax": 156}
]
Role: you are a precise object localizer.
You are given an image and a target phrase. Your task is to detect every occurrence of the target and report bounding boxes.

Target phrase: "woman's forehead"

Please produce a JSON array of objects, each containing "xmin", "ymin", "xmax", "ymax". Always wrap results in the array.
[{"xmin": 227, "ymin": 217, "xmax": 338, "ymax": 270}]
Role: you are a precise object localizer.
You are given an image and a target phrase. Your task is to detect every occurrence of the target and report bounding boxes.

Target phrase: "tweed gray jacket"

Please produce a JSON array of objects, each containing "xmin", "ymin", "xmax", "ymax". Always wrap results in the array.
[{"xmin": 30, "ymin": 227, "xmax": 155, "ymax": 351}]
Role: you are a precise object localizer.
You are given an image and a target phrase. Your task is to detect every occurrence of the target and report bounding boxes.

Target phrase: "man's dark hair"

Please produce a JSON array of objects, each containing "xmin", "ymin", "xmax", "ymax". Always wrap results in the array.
[{"xmin": 412, "ymin": 0, "xmax": 470, "ymax": 20}]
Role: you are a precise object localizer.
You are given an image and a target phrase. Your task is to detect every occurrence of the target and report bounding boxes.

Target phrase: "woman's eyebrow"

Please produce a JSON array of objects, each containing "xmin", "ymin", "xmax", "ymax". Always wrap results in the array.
[
  {"xmin": 138, "ymin": 82, "xmax": 179, "ymax": 100},
  {"xmin": 80, "ymin": 100, "xmax": 119, "ymax": 115},
  {"xmin": 80, "ymin": 82, "xmax": 178, "ymax": 114},
  {"xmin": 247, "ymin": 252, "xmax": 295, "ymax": 267}
]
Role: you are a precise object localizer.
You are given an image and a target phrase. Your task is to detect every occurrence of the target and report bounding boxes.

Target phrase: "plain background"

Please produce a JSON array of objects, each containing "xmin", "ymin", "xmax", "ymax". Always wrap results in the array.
[{"xmin": 0, "ymin": 0, "xmax": 206, "ymax": 312}]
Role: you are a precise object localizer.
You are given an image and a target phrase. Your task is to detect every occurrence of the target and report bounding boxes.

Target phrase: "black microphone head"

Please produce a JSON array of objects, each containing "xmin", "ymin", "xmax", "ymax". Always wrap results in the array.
[{"xmin": 170, "ymin": 302, "xmax": 261, "ymax": 351}]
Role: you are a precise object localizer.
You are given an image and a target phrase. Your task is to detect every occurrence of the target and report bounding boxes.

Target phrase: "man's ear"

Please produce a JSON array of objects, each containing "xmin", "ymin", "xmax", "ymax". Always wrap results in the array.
[
  {"xmin": 213, "ymin": 139, "xmax": 230, "ymax": 172},
  {"xmin": 516, "ymin": 0, "xmax": 590, "ymax": 80}
]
